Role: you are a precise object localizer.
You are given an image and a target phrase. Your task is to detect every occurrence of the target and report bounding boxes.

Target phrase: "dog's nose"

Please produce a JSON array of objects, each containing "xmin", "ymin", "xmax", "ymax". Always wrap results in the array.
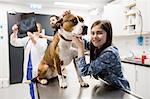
[{"xmin": 82, "ymin": 25, "xmax": 88, "ymax": 35}]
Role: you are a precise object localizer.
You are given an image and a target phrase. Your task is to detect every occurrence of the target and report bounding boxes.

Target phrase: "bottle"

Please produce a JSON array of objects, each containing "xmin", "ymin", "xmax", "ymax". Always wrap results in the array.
[{"xmin": 141, "ymin": 51, "xmax": 147, "ymax": 64}]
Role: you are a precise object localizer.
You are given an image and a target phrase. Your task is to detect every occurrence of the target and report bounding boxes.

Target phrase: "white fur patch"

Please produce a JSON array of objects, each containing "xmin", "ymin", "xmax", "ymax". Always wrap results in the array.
[{"xmin": 58, "ymin": 18, "xmax": 83, "ymax": 66}]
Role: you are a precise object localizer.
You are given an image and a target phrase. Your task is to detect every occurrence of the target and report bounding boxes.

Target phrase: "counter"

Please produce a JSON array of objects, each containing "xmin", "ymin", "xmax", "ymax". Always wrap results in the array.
[{"xmin": 122, "ymin": 58, "xmax": 150, "ymax": 67}]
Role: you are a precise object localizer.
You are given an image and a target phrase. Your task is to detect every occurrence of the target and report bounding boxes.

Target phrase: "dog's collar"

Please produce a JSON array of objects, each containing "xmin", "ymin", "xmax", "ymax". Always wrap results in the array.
[{"xmin": 59, "ymin": 34, "xmax": 72, "ymax": 42}]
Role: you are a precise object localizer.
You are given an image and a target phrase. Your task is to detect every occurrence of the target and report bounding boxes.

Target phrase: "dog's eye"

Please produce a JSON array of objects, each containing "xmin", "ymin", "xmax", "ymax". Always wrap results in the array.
[{"xmin": 70, "ymin": 18, "xmax": 78, "ymax": 26}]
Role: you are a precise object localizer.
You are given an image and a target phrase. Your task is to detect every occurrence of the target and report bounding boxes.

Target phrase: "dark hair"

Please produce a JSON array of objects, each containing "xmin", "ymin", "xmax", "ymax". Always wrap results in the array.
[
  {"xmin": 90, "ymin": 20, "xmax": 112, "ymax": 61},
  {"xmin": 50, "ymin": 15, "xmax": 59, "ymax": 20},
  {"xmin": 49, "ymin": 15, "xmax": 60, "ymax": 34}
]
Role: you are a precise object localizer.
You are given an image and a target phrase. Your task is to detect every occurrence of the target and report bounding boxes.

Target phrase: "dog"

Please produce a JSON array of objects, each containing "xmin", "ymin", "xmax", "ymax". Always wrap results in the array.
[{"xmin": 35, "ymin": 13, "xmax": 89, "ymax": 88}]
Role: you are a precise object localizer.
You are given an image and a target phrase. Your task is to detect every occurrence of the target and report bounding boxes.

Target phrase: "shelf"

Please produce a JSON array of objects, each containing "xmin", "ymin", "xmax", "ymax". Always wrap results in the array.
[
  {"xmin": 113, "ymin": 32, "xmax": 150, "ymax": 37},
  {"xmin": 125, "ymin": 12, "xmax": 136, "ymax": 16},
  {"xmin": 125, "ymin": 9, "xmax": 136, "ymax": 16},
  {"xmin": 125, "ymin": 24, "xmax": 136, "ymax": 27},
  {"xmin": 124, "ymin": 1, "xmax": 137, "ymax": 35},
  {"xmin": 126, "ymin": 2, "xmax": 136, "ymax": 8}
]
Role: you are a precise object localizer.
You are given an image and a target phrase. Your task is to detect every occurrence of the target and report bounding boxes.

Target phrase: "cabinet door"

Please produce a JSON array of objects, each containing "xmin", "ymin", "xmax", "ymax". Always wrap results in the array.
[
  {"xmin": 135, "ymin": 65, "xmax": 150, "ymax": 99},
  {"xmin": 122, "ymin": 63, "xmax": 136, "ymax": 92},
  {"xmin": 103, "ymin": 4, "xmax": 125, "ymax": 36}
]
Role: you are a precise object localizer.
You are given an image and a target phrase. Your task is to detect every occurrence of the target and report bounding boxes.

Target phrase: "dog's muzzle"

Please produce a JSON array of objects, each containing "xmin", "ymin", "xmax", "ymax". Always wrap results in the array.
[{"xmin": 81, "ymin": 25, "xmax": 88, "ymax": 35}]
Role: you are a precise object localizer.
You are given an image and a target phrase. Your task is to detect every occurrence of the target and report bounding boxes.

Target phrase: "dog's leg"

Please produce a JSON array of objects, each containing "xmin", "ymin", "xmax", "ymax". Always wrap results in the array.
[
  {"xmin": 54, "ymin": 58, "xmax": 67, "ymax": 88},
  {"xmin": 37, "ymin": 64, "xmax": 49, "ymax": 85},
  {"xmin": 61, "ymin": 66, "xmax": 67, "ymax": 78},
  {"xmin": 73, "ymin": 58, "xmax": 89, "ymax": 87}
]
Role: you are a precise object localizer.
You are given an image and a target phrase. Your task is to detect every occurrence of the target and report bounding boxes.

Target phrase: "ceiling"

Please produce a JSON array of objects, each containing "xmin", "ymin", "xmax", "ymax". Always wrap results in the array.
[{"xmin": 0, "ymin": 0, "xmax": 114, "ymax": 10}]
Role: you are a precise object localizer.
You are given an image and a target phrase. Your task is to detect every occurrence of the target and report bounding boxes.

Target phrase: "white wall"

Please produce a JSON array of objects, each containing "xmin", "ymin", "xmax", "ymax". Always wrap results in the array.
[
  {"xmin": 0, "ymin": 2, "xmax": 98, "ymax": 88},
  {"xmin": 0, "ymin": 4, "xmax": 10, "ymax": 88}
]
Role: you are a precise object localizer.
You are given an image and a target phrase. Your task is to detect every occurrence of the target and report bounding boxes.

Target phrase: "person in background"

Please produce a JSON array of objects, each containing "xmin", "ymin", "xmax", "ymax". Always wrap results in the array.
[
  {"xmin": 39, "ymin": 15, "xmax": 60, "ymax": 41},
  {"xmin": 49, "ymin": 15, "xmax": 60, "ymax": 34},
  {"xmin": 72, "ymin": 20, "xmax": 130, "ymax": 91},
  {"xmin": 10, "ymin": 22, "xmax": 47, "ymax": 82},
  {"xmin": 49, "ymin": 10, "xmax": 71, "ymax": 34},
  {"xmin": 39, "ymin": 10, "xmax": 71, "ymax": 41}
]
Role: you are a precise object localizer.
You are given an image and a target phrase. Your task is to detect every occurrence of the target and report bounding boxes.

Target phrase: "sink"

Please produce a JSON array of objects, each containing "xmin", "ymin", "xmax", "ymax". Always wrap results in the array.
[
  {"xmin": 123, "ymin": 57, "xmax": 141, "ymax": 63},
  {"xmin": 124, "ymin": 57, "xmax": 141, "ymax": 62},
  {"xmin": 122, "ymin": 57, "xmax": 150, "ymax": 66}
]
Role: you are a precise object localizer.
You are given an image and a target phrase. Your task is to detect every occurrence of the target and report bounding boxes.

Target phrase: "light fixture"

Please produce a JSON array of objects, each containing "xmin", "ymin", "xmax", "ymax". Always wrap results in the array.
[
  {"xmin": 30, "ymin": 4, "xmax": 42, "ymax": 10},
  {"xmin": 54, "ymin": 2, "xmax": 90, "ymax": 8}
]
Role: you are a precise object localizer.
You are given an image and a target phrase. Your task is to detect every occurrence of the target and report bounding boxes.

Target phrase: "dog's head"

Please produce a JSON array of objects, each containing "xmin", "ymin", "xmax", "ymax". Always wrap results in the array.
[{"xmin": 56, "ymin": 13, "xmax": 88, "ymax": 37}]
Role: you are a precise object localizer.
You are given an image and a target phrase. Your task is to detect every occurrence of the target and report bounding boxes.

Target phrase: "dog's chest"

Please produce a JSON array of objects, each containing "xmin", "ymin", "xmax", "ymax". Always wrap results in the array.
[{"xmin": 58, "ymin": 40, "xmax": 77, "ymax": 65}]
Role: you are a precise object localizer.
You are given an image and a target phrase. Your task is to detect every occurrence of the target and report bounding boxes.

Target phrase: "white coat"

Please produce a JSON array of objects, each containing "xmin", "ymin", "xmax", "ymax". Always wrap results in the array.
[{"xmin": 10, "ymin": 33, "xmax": 47, "ymax": 82}]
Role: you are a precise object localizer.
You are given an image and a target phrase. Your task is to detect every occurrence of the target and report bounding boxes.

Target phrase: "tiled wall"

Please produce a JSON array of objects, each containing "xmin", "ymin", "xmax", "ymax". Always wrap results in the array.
[{"xmin": 113, "ymin": 34, "xmax": 150, "ymax": 59}]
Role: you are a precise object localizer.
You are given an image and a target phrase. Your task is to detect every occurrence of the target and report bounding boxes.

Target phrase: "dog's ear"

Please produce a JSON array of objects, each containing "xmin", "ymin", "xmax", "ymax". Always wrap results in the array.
[
  {"xmin": 77, "ymin": 16, "xmax": 84, "ymax": 22},
  {"xmin": 54, "ymin": 18, "xmax": 63, "ymax": 30}
]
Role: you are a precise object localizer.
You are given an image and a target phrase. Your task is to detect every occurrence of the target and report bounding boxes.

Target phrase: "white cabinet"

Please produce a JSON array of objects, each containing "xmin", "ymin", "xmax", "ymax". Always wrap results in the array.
[
  {"xmin": 103, "ymin": 3, "xmax": 125, "ymax": 36},
  {"xmin": 124, "ymin": 1, "xmax": 137, "ymax": 34},
  {"xmin": 135, "ymin": 65, "xmax": 150, "ymax": 99},
  {"xmin": 122, "ymin": 63, "xmax": 136, "ymax": 92},
  {"xmin": 122, "ymin": 62, "xmax": 150, "ymax": 99}
]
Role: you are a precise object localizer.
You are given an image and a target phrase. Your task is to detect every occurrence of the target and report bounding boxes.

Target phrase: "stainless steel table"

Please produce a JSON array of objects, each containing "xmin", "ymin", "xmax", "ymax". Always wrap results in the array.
[{"xmin": 36, "ymin": 61, "xmax": 142, "ymax": 99}]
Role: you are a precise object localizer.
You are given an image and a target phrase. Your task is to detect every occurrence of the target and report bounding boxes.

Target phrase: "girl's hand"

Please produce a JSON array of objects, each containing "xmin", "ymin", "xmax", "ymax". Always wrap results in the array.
[
  {"xmin": 72, "ymin": 36, "xmax": 84, "ymax": 49},
  {"xmin": 72, "ymin": 36, "xmax": 85, "ymax": 57}
]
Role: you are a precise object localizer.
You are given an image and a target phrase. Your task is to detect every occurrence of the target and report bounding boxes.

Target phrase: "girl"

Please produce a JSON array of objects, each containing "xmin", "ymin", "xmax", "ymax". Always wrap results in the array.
[{"xmin": 72, "ymin": 20, "xmax": 130, "ymax": 91}]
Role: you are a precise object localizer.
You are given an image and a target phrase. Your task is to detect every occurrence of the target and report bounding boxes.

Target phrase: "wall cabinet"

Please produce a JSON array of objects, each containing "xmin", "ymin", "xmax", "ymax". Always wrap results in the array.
[
  {"xmin": 124, "ymin": 1, "xmax": 137, "ymax": 34},
  {"xmin": 124, "ymin": 0, "xmax": 150, "ymax": 35},
  {"xmin": 103, "ymin": 3, "xmax": 125, "ymax": 36},
  {"xmin": 103, "ymin": 0, "xmax": 150, "ymax": 37}
]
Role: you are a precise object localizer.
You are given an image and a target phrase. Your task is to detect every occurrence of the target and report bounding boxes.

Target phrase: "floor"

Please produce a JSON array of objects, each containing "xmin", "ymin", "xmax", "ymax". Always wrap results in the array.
[{"xmin": 0, "ymin": 83, "xmax": 35, "ymax": 99}]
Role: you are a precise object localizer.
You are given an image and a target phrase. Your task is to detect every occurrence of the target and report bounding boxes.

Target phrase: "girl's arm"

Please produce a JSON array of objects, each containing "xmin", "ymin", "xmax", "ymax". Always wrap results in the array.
[{"xmin": 76, "ymin": 51, "xmax": 116, "ymax": 76}]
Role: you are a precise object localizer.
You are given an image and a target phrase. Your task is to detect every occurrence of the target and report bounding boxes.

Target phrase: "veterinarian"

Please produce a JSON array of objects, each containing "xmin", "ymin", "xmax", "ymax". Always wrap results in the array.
[
  {"xmin": 10, "ymin": 22, "xmax": 47, "ymax": 82},
  {"xmin": 39, "ymin": 15, "xmax": 60, "ymax": 41},
  {"xmin": 72, "ymin": 20, "xmax": 130, "ymax": 91}
]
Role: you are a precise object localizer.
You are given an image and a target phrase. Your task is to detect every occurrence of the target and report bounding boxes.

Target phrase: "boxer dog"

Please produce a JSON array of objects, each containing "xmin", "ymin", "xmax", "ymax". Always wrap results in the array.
[{"xmin": 36, "ymin": 13, "xmax": 89, "ymax": 88}]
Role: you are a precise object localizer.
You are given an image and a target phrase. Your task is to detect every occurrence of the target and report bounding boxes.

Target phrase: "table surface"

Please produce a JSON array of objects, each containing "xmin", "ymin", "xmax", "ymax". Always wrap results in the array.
[{"xmin": 36, "ymin": 61, "xmax": 142, "ymax": 99}]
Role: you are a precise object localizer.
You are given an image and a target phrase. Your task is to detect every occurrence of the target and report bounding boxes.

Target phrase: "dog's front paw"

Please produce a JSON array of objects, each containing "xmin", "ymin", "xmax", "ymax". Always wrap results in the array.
[
  {"xmin": 58, "ymin": 75, "xmax": 67, "ymax": 88},
  {"xmin": 40, "ymin": 79, "xmax": 48, "ymax": 85},
  {"xmin": 59, "ymin": 82, "xmax": 67, "ymax": 88},
  {"xmin": 80, "ymin": 82, "xmax": 89, "ymax": 87}
]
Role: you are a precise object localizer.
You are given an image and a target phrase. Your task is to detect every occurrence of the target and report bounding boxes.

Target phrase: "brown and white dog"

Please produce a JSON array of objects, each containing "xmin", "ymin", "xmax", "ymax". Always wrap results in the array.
[{"xmin": 36, "ymin": 13, "xmax": 89, "ymax": 88}]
